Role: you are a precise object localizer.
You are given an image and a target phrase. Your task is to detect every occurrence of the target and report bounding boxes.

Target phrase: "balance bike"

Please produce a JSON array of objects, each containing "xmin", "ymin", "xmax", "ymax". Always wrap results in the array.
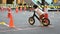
[{"xmin": 28, "ymin": 11, "xmax": 50, "ymax": 26}]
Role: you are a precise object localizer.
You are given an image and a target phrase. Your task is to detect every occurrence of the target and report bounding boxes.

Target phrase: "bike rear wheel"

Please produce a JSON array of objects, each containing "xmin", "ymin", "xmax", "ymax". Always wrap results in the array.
[{"xmin": 42, "ymin": 18, "xmax": 50, "ymax": 26}]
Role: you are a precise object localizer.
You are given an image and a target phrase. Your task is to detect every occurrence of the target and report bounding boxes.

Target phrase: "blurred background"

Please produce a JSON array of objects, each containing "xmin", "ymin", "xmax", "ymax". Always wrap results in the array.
[{"xmin": 0, "ymin": 0, "xmax": 60, "ymax": 10}]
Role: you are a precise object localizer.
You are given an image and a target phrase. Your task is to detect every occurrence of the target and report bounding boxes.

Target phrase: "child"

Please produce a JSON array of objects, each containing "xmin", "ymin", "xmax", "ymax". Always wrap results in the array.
[{"xmin": 33, "ymin": 4, "xmax": 48, "ymax": 23}]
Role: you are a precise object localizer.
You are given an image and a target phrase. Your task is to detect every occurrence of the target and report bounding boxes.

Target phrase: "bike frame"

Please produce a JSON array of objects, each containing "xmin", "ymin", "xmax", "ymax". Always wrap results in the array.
[{"xmin": 32, "ymin": 11, "xmax": 40, "ymax": 21}]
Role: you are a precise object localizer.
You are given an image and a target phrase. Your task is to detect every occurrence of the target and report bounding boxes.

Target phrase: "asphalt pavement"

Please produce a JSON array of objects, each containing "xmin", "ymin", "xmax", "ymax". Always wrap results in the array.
[{"xmin": 0, "ymin": 10, "xmax": 60, "ymax": 34}]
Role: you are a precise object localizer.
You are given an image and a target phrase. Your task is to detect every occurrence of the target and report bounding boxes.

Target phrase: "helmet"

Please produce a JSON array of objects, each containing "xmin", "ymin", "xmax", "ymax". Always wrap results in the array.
[{"xmin": 33, "ymin": 4, "xmax": 38, "ymax": 9}]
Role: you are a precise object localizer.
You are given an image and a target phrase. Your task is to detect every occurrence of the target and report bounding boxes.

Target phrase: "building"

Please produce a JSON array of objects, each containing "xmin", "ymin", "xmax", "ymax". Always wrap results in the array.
[{"xmin": 0, "ymin": 0, "xmax": 24, "ymax": 4}]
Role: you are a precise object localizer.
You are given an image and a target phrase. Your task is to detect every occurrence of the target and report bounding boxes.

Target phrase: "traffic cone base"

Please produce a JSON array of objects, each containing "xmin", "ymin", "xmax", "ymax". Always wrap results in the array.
[{"xmin": 9, "ymin": 17, "xmax": 15, "ymax": 28}]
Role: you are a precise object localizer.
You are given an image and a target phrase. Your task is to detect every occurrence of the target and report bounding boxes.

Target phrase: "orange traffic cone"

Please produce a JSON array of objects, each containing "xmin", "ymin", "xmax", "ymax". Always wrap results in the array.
[
  {"xmin": 7, "ymin": 12, "xmax": 10, "ymax": 18},
  {"xmin": 30, "ymin": 7, "xmax": 32, "ymax": 12},
  {"xmin": 7, "ymin": 6, "xmax": 11, "ymax": 12},
  {"xmin": 30, "ymin": 8, "xmax": 33, "ymax": 12},
  {"xmin": 7, "ymin": 6, "xmax": 12, "ymax": 18},
  {"xmin": 16, "ymin": 7, "xmax": 18, "ymax": 13},
  {"xmin": 9, "ymin": 12, "xmax": 15, "ymax": 28},
  {"xmin": 24, "ymin": 6, "xmax": 26, "ymax": 12},
  {"xmin": 1, "ymin": 7, "xmax": 4, "ymax": 12},
  {"xmin": 20, "ymin": 6, "xmax": 22, "ymax": 12}
]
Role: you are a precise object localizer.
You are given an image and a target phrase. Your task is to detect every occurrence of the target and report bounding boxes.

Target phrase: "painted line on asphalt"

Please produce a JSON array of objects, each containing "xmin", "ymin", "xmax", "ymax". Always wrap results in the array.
[
  {"xmin": 0, "ymin": 26, "xmax": 38, "ymax": 32},
  {"xmin": 0, "ymin": 25, "xmax": 54, "ymax": 32}
]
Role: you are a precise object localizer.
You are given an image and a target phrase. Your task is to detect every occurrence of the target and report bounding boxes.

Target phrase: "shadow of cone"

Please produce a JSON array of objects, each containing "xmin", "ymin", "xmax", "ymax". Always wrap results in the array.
[
  {"xmin": 1, "ymin": 7, "xmax": 4, "ymax": 12},
  {"xmin": 9, "ymin": 12, "xmax": 15, "ymax": 28}
]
